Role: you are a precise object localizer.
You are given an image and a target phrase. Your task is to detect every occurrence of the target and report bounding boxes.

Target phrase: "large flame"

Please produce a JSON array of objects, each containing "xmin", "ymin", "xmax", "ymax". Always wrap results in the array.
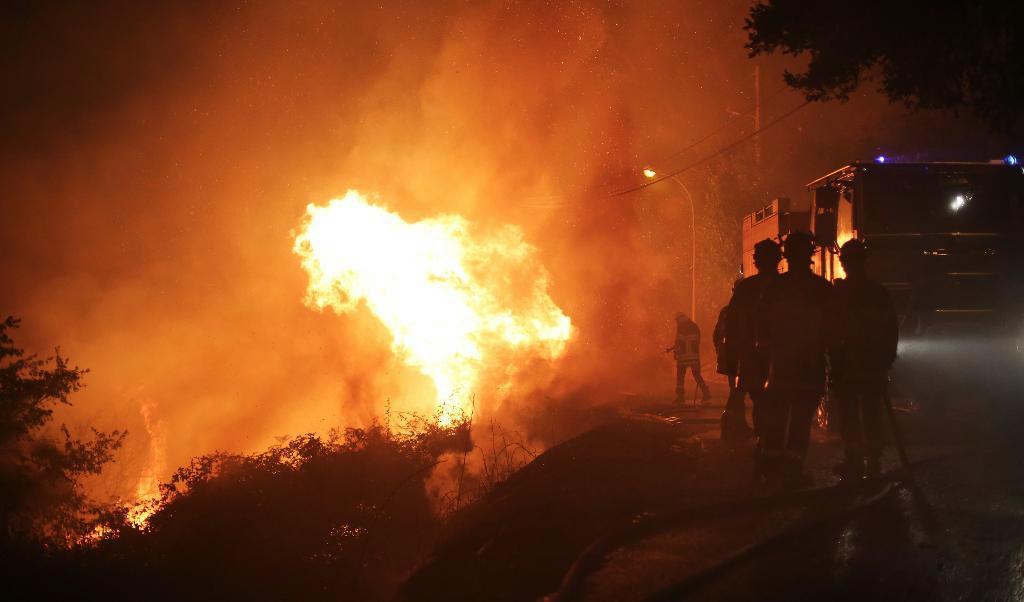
[{"xmin": 292, "ymin": 190, "xmax": 572, "ymax": 422}]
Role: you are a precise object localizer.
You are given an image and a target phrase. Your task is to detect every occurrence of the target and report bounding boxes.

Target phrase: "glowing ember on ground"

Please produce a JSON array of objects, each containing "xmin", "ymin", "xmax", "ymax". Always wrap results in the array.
[{"xmin": 293, "ymin": 190, "xmax": 572, "ymax": 423}]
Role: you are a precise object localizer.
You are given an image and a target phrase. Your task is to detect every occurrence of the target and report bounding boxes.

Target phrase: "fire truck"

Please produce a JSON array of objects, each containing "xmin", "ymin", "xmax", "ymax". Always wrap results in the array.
[{"xmin": 744, "ymin": 158, "xmax": 1024, "ymax": 411}]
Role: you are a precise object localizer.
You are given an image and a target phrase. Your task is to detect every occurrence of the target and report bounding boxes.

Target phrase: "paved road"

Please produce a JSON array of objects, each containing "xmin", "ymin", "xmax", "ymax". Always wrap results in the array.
[{"xmin": 585, "ymin": 391, "xmax": 1024, "ymax": 601}]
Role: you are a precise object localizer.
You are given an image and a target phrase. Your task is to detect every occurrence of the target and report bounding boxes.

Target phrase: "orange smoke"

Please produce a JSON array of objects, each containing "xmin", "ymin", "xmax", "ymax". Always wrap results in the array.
[
  {"xmin": 2, "ymin": 1, "xmax": 795, "ymax": 509},
  {"xmin": 292, "ymin": 190, "xmax": 573, "ymax": 423}
]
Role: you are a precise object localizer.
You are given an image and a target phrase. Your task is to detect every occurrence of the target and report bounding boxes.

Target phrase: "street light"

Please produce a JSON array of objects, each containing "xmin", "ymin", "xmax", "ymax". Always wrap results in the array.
[{"xmin": 644, "ymin": 168, "xmax": 697, "ymax": 322}]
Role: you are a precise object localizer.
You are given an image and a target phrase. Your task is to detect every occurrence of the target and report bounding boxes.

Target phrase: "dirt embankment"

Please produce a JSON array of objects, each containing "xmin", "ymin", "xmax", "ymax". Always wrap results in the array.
[{"xmin": 399, "ymin": 415, "xmax": 755, "ymax": 601}]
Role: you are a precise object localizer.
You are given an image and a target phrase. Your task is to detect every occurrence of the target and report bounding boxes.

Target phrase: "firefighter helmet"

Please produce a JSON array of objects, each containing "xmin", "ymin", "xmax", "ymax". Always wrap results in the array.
[
  {"xmin": 839, "ymin": 239, "xmax": 867, "ymax": 260},
  {"xmin": 753, "ymin": 238, "xmax": 782, "ymax": 263},
  {"xmin": 783, "ymin": 230, "xmax": 815, "ymax": 260}
]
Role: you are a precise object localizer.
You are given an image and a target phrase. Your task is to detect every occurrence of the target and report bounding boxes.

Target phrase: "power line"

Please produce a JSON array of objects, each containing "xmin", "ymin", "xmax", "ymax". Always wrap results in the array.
[
  {"xmin": 654, "ymin": 85, "xmax": 792, "ymax": 166},
  {"xmin": 612, "ymin": 100, "xmax": 813, "ymax": 197}
]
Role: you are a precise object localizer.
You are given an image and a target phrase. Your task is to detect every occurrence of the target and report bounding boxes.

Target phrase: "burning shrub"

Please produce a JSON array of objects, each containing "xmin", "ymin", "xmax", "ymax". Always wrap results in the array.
[
  {"xmin": 0, "ymin": 315, "xmax": 527, "ymax": 601},
  {"xmin": 88, "ymin": 417, "xmax": 470, "ymax": 601}
]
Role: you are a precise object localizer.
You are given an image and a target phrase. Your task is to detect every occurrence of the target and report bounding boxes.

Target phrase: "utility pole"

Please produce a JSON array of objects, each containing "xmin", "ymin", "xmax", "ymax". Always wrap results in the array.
[{"xmin": 754, "ymin": 65, "xmax": 761, "ymax": 169}]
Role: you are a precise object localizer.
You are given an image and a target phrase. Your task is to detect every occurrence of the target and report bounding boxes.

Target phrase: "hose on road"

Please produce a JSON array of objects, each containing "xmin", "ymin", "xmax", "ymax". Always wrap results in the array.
[
  {"xmin": 548, "ymin": 451, "xmax": 966, "ymax": 602},
  {"xmin": 648, "ymin": 481, "xmax": 895, "ymax": 601}
]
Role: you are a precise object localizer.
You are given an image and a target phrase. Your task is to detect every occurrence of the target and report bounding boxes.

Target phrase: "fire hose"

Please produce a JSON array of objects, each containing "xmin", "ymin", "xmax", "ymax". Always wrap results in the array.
[
  {"xmin": 647, "ymin": 481, "xmax": 895, "ymax": 601},
  {"xmin": 546, "ymin": 450, "xmax": 964, "ymax": 602}
]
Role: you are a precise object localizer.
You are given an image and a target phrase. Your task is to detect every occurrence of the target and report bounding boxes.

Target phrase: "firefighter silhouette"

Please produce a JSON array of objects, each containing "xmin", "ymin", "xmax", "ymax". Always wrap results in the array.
[
  {"xmin": 714, "ymin": 287, "xmax": 747, "ymax": 438},
  {"xmin": 667, "ymin": 312, "xmax": 711, "ymax": 404},
  {"xmin": 720, "ymin": 239, "xmax": 782, "ymax": 444},
  {"xmin": 758, "ymin": 231, "xmax": 833, "ymax": 488},
  {"xmin": 715, "ymin": 278, "xmax": 750, "ymax": 440},
  {"xmin": 831, "ymin": 239, "xmax": 898, "ymax": 480}
]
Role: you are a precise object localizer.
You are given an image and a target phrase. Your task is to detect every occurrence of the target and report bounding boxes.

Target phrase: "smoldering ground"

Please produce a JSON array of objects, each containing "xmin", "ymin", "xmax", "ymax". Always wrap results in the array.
[{"xmin": 0, "ymin": 0, "xmax": 1010, "ymax": 504}]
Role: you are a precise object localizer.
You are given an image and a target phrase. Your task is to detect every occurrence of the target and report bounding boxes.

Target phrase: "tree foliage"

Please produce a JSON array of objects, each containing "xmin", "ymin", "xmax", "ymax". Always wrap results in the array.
[
  {"xmin": 745, "ymin": 1, "xmax": 1024, "ymax": 131},
  {"xmin": 0, "ymin": 316, "xmax": 125, "ymax": 545}
]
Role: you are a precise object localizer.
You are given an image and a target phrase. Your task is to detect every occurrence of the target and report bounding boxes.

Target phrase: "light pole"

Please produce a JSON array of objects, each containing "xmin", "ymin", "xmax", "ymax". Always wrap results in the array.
[{"xmin": 644, "ymin": 169, "xmax": 697, "ymax": 322}]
